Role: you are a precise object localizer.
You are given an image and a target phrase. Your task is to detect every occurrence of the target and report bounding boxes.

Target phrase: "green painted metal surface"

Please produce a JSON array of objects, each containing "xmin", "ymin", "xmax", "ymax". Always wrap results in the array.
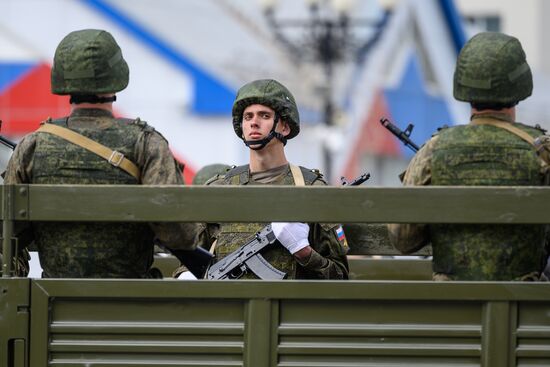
[
  {"xmin": 0, "ymin": 279, "xmax": 29, "ymax": 367},
  {"xmin": 1, "ymin": 184, "xmax": 550, "ymax": 366},
  {"xmin": 4, "ymin": 184, "xmax": 549, "ymax": 223},
  {"xmin": 23, "ymin": 280, "xmax": 550, "ymax": 367}
]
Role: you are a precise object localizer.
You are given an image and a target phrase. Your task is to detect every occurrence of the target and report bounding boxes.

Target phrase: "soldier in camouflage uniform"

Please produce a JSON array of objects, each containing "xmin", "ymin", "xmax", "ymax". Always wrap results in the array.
[
  {"xmin": 189, "ymin": 79, "xmax": 349, "ymax": 280},
  {"xmin": 3, "ymin": 29, "xmax": 198, "ymax": 278},
  {"xmin": 388, "ymin": 32, "xmax": 549, "ymax": 281}
]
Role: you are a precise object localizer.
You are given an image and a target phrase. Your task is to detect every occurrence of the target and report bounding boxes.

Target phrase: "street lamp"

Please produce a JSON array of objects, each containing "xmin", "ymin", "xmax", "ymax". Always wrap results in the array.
[{"xmin": 261, "ymin": 0, "xmax": 389, "ymax": 181}]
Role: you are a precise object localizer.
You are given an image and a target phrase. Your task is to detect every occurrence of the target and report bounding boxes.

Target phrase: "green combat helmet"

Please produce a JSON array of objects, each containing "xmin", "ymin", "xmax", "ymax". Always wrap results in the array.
[
  {"xmin": 232, "ymin": 79, "xmax": 300, "ymax": 149},
  {"xmin": 454, "ymin": 32, "xmax": 532, "ymax": 105},
  {"xmin": 192, "ymin": 163, "xmax": 231, "ymax": 185},
  {"xmin": 51, "ymin": 29, "xmax": 129, "ymax": 96}
]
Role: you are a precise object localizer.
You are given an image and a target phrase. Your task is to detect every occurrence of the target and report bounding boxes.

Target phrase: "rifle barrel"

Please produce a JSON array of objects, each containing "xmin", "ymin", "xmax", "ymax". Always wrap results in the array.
[
  {"xmin": 379, "ymin": 118, "xmax": 419, "ymax": 153},
  {"xmin": 0, "ymin": 135, "xmax": 16, "ymax": 150}
]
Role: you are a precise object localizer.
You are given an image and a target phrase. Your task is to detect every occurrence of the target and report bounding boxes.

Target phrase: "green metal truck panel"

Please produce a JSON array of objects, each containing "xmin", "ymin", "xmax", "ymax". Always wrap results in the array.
[{"xmin": 1, "ymin": 185, "xmax": 550, "ymax": 366}]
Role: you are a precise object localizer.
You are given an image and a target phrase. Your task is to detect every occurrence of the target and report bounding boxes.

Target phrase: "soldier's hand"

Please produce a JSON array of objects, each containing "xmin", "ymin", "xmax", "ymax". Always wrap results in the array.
[
  {"xmin": 177, "ymin": 271, "xmax": 198, "ymax": 280},
  {"xmin": 271, "ymin": 222, "xmax": 310, "ymax": 254}
]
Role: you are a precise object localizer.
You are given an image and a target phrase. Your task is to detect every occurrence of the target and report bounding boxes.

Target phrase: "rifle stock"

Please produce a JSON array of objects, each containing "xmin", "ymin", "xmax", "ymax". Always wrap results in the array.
[{"xmin": 171, "ymin": 246, "xmax": 214, "ymax": 279}]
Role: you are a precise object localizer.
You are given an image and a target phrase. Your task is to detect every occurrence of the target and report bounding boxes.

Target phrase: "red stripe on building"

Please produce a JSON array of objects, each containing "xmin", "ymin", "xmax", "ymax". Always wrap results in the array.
[
  {"xmin": 0, "ymin": 62, "xmax": 70, "ymax": 137},
  {"xmin": 341, "ymin": 91, "xmax": 400, "ymax": 180}
]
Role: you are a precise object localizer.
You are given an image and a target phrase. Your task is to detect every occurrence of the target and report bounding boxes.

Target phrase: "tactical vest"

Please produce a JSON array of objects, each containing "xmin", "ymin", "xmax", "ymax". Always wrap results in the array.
[
  {"xmin": 430, "ymin": 120, "xmax": 546, "ymax": 280},
  {"xmin": 214, "ymin": 164, "xmax": 322, "ymax": 279},
  {"xmin": 31, "ymin": 112, "xmax": 155, "ymax": 278}
]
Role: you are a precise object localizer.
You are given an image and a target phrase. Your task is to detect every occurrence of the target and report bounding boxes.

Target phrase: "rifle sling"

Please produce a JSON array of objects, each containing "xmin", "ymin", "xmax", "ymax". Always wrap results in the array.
[
  {"xmin": 37, "ymin": 123, "xmax": 141, "ymax": 180},
  {"xmin": 289, "ymin": 164, "xmax": 305, "ymax": 187},
  {"xmin": 471, "ymin": 118, "xmax": 535, "ymax": 144},
  {"xmin": 471, "ymin": 118, "xmax": 550, "ymax": 166},
  {"xmin": 471, "ymin": 119, "xmax": 550, "ymax": 165}
]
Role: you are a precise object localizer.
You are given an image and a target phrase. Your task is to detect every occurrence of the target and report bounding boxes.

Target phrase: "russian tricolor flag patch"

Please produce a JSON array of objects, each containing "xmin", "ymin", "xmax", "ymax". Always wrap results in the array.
[{"xmin": 335, "ymin": 225, "xmax": 349, "ymax": 252}]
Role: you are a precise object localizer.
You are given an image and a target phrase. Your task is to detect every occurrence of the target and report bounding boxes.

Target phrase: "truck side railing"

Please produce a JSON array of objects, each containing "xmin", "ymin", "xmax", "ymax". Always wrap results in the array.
[
  {"xmin": 1, "ymin": 184, "xmax": 549, "ymax": 367},
  {"xmin": 4, "ymin": 184, "xmax": 550, "ymax": 276}
]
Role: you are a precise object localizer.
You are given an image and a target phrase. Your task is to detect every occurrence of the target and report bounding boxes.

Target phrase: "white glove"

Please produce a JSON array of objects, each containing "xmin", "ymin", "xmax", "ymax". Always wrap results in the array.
[
  {"xmin": 177, "ymin": 271, "xmax": 198, "ymax": 280},
  {"xmin": 271, "ymin": 222, "xmax": 310, "ymax": 255}
]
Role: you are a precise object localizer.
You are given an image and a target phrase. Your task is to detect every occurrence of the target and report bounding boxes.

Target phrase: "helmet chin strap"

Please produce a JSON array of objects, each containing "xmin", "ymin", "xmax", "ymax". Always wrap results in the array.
[{"xmin": 242, "ymin": 113, "xmax": 287, "ymax": 150}]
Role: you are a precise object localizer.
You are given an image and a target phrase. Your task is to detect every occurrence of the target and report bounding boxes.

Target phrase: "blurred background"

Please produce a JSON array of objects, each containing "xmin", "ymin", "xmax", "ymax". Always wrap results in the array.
[{"xmin": 1, "ymin": 0, "xmax": 549, "ymax": 186}]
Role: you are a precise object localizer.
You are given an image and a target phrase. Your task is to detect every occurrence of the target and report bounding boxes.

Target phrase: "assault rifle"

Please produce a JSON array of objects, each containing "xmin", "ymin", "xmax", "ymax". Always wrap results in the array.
[
  {"xmin": 379, "ymin": 117, "xmax": 419, "ymax": 153},
  {"xmin": 0, "ymin": 121, "xmax": 17, "ymax": 150},
  {"xmin": 207, "ymin": 225, "xmax": 282, "ymax": 280},
  {"xmin": 341, "ymin": 172, "xmax": 370, "ymax": 186},
  {"xmin": 0, "ymin": 135, "xmax": 16, "ymax": 150},
  {"xmin": 206, "ymin": 171, "xmax": 371, "ymax": 280}
]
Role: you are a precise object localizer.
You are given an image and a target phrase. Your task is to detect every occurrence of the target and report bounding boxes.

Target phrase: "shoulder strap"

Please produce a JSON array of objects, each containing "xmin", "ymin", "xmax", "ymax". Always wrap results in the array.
[
  {"xmin": 299, "ymin": 166, "xmax": 325, "ymax": 185},
  {"xmin": 289, "ymin": 164, "xmax": 305, "ymax": 186},
  {"xmin": 224, "ymin": 164, "xmax": 249, "ymax": 185},
  {"xmin": 471, "ymin": 118, "xmax": 536, "ymax": 146},
  {"xmin": 471, "ymin": 118, "xmax": 550, "ymax": 166},
  {"xmin": 37, "ymin": 123, "xmax": 141, "ymax": 180}
]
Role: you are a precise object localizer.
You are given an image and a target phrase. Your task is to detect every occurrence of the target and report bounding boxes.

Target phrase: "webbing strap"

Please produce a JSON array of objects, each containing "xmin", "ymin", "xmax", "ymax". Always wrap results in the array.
[
  {"xmin": 471, "ymin": 118, "xmax": 550, "ymax": 166},
  {"xmin": 289, "ymin": 164, "xmax": 305, "ymax": 186},
  {"xmin": 471, "ymin": 118, "xmax": 536, "ymax": 145},
  {"xmin": 37, "ymin": 123, "xmax": 141, "ymax": 180}
]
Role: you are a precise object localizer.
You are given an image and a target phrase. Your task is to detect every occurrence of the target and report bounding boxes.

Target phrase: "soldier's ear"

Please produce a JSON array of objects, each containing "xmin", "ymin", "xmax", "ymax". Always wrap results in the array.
[{"xmin": 279, "ymin": 120, "xmax": 291, "ymax": 137}]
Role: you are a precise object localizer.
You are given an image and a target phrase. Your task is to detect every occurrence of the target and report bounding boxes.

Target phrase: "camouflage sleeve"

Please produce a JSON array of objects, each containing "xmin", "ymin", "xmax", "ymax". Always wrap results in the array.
[
  {"xmin": 293, "ymin": 178, "xmax": 349, "ymax": 279},
  {"xmin": 193, "ymin": 174, "xmax": 225, "ymax": 251},
  {"xmin": 194, "ymin": 222, "xmax": 220, "ymax": 250},
  {"xmin": 295, "ymin": 223, "xmax": 349, "ymax": 279},
  {"xmin": 172, "ymin": 174, "xmax": 225, "ymax": 277},
  {"xmin": 135, "ymin": 129, "xmax": 199, "ymax": 250},
  {"xmin": 136, "ymin": 130, "xmax": 185, "ymax": 186},
  {"xmin": 4, "ymin": 133, "xmax": 37, "ymax": 184},
  {"xmin": 387, "ymin": 136, "xmax": 438, "ymax": 254},
  {"xmin": 2, "ymin": 134, "xmax": 37, "ymax": 276}
]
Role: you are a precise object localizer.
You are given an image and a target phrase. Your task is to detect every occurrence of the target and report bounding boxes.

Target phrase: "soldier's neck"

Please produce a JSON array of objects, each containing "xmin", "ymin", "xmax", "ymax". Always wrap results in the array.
[
  {"xmin": 471, "ymin": 107, "xmax": 516, "ymax": 121},
  {"xmin": 249, "ymin": 144, "xmax": 288, "ymax": 173},
  {"xmin": 70, "ymin": 103, "xmax": 113, "ymax": 113}
]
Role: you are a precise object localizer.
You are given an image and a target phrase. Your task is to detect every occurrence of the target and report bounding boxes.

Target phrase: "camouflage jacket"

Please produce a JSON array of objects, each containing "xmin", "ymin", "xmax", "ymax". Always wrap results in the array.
[
  {"xmin": 192, "ymin": 164, "xmax": 349, "ymax": 280},
  {"xmin": 388, "ymin": 112, "xmax": 549, "ymax": 281},
  {"xmin": 3, "ymin": 108, "xmax": 198, "ymax": 278}
]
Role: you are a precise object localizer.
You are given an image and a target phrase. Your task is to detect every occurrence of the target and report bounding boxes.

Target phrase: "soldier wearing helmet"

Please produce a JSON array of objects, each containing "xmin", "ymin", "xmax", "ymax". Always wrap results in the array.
[
  {"xmin": 388, "ymin": 32, "xmax": 549, "ymax": 281},
  {"xmin": 186, "ymin": 79, "xmax": 349, "ymax": 280},
  {"xmin": 3, "ymin": 29, "xmax": 198, "ymax": 278}
]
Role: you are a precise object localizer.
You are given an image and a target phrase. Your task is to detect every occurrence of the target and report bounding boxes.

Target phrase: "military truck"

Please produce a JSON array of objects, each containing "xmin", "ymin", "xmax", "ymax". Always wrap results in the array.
[{"xmin": 1, "ymin": 184, "xmax": 549, "ymax": 366}]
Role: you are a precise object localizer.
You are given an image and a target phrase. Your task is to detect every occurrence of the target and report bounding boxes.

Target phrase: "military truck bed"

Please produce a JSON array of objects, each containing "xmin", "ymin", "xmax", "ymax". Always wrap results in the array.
[{"xmin": 1, "ymin": 185, "xmax": 549, "ymax": 366}]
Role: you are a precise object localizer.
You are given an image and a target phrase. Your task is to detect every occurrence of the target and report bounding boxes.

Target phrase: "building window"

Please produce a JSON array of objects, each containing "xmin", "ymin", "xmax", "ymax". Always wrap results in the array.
[{"xmin": 464, "ymin": 15, "xmax": 501, "ymax": 32}]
